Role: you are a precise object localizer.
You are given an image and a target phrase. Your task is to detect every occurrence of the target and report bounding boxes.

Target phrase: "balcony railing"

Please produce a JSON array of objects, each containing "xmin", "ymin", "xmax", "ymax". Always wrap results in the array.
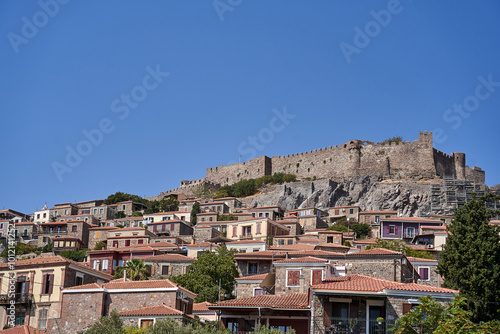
[
  {"xmin": 0, "ymin": 293, "xmax": 34, "ymax": 305},
  {"xmin": 39, "ymin": 230, "xmax": 68, "ymax": 235},
  {"xmin": 319, "ymin": 317, "xmax": 385, "ymax": 334}
]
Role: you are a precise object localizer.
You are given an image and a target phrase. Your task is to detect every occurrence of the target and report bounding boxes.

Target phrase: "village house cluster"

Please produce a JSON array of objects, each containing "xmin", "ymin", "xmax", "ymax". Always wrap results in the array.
[{"xmin": 1, "ymin": 194, "xmax": 498, "ymax": 334}]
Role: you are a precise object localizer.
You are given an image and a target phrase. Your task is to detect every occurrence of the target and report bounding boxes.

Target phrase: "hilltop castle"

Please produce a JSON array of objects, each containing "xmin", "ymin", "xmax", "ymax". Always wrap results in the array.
[{"xmin": 164, "ymin": 131, "xmax": 484, "ymax": 196}]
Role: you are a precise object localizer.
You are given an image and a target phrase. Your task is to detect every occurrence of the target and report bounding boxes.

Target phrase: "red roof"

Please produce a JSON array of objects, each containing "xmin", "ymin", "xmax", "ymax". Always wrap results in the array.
[
  {"xmin": 119, "ymin": 304, "xmax": 183, "ymax": 316},
  {"xmin": 359, "ymin": 211, "xmax": 397, "ymax": 215},
  {"xmin": 346, "ymin": 248, "xmax": 402, "ymax": 256},
  {"xmin": 193, "ymin": 301, "xmax": 215, "ymax": 312},
  {"xmin": 213, "ymin": 292, "xmax": 309, "ymax": 309},
  {"xmin": 275, "ymin": 256, "xmax": 327, "ymax": 263},
  {"xmin": 235, "ymin": 273, "xmax": 268, "ymax": 281},
  {"xmin": 0, "ymin": 325, "xmax": 47, "ymax": 334},
  {"xmin": 141, "ymin": 254, "xmax": 195, "ymax": 262},
  {"xmin": 313, "ymin": 274, "xmax": 457, "ymax": 294},
  {"xmin": 226, "ymin": 240, "xmax": 266, "ymax": 245}
]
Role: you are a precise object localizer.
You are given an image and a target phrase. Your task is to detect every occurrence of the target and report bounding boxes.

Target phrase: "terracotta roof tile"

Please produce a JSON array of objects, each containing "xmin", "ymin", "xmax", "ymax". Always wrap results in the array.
[
  {"xmin": 0, "ymin": 325, "xmax": 47, "ymax": 334},
  {"xmin": 270, "ymin": 244, "xmax": 316, "ymax": 251},
  {"xmin": 141, "ymin": 254, "xmax": 195, "ymax": 262},
  {"xmin": 346, "ymin": 248, "xmax": 402, "ymax": 256},
  {"xmin": 235, "ymin": 273, "xmax": 268, "ymax": 281},
  {"xmin": 213, "ymin": 293, "xmax": 309, "ymax": 309},
  {"xmin": 193, "ymin": 301, "xmax": 215, "ymax": 312},
  {"xmin": 226, "ymin": 240, "xmax": 266, "ymax": 244},
  {"xmin": 119, "ymin": 304, "xmax": 183, "ymax": 316},
  {"xmin": 65, "ymin": 282, "xmax": 103, "ymax": 290},
  {"xmin": 275, "ymin": 256, "xmax": 327, "ymax": 263}
]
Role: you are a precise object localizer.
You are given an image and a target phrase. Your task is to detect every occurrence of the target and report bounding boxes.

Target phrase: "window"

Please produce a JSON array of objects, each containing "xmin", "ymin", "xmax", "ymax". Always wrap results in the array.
[
  {"xmin": 287, "ymin": 239, "xmax": 293, "ymax": 245},
  {"xmin": 37, "ymin": 214, "xmax": 40, "ymax": 219},
  {"xmin": 311, "ymin": 269, "xmax": 323, "ymax": 285},
  {"xmin": 96, "ymin": 231, "xmax": 100, "ymax": 239},
  {"xmin": 42, "ymin": 274, "xmax": 54, "ymax": 294},
  {"xmin": 248, "ymin": 263, "xmax": 258, "ymax": 275},
  {"xmin": 38, "ymin": 309, "xmax": 48, "ymax": 329},
  {"xmin": 113, "ymin": 240, "xmax": 118, "ymax": 247},
  {"xmin": 118, "ymin": 260, "xmax": 124, "ymax": 267},
  {"xmin": 138, "ymin": 239, "xmax": 143, "ymax": 244},
  {"xmin": 102, "ymin": 259, "xmax": 109, "ymax": 270},
  {"xmin": 327, "ymin": 236, "xmax": 334, "ymax": 243},
  {"xmin": 122, "ymin": 205, "xmax": 126, "ymax": 211},
  {"xmin": 254, "ymin": 288, "xmax": 265, "ymax": 296},
  {"xmin": 140, "ymin": 319, "xmax": 154, "ymax": 329},
  {"xmin": 332, "ymin": 303, "xmax": 349, "ymax": 318},
  {"xmin": 23, "ymin": 229, "xmax": 28, "ymax": 236},
  {"xmin": 287, "ymin": 269, "xmax": 300, "ymax": 286},
  {"xmin": 162, "ymin": 224, "xmax": 166, "ymax": 232},
  {"xmin": 170, "ymin": 223, "xmax": 175, "ymax": 231},
  {"xmin": 349, "ymin": 208, "xmax": 354, "ymax": 214},
  {"xmin": 125, "ymin": 240, "xmax": 130, "ymax": 247},
  {"xmin": 232, "ymin": 226, "xmax": 237, "ymax": 237},
  {"xmin": 72, "ymin": 225, "xmax": 77, "ymax": 232},
  {"xmin": 375, "ymin": 216, "xmax": 380, "ymax": 223},
  {"xmin": 94, "ymin": 209, "xmax": 98, "ymax": 214},
  {"xmin": 162, "ymin": 265, "xmax": 170, "ymax": 276},
  {"xmin": 278, "ymin": 239, "xmax": 285, "ymax": 245},
  {"xmin": 265, "ymin": 212, "xmax": 269, "ymax": 218},
  {"xmin": 252, "ymin": 248, "xmax": 260, "ymax": 252},
  {"xmin": 100, "ymin": 208, "xmax": 103, "ymax": 214},
  {"xmin": 419, "ymin": 267, "xmax": 430, "ymax": 281},
  {"xmin": 93, "ymin": 260, "xmax": 100, "ymax": 270},
  {"xmin": 389, "ymin": 225, "xmax": 396, "ymax": 234},
  {"xmin": 406, "ymin": 227, "xmax": 415, "ymax": 238},
  {"xmin": 256, "ymin": 222, "xmax": 261, "ymax": 234}
]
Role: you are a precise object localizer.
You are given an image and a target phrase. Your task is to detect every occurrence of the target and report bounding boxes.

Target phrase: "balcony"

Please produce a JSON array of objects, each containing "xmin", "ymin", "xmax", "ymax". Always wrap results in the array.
[
  {"xmin": 317, "ymin": 317, "xmax": 385, "ymax": 334},
  {"xmin": 0, "ymin": 293, "xmax": 34, "ymax": 306},
  {"xmin": 39, "ymin": 230, "xmax": 68, "ymax": 236}
]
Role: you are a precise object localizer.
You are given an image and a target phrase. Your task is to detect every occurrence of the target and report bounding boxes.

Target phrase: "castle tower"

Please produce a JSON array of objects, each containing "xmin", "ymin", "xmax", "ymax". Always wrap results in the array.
[{"xmin": 452, "ymin": 152, "xmax": 466, "ymax": 180}]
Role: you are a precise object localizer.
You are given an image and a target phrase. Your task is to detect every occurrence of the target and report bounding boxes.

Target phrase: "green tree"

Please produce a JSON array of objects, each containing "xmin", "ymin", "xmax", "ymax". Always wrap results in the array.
[
  {"xmin": 437, "ymin": 193, "xmax": 500, "ymax": 322},
  {"xmin": 171, "ymin": 245, "xmax": 239, "ymax": 303},
  {"xmin": 94, "ymin": 241, "xmax": 107, "ymax": 250},
  {"xmin": 392, "ymin": 296, "xmax": 500, "ymax": 334},
  {"xmin": 59, "ymin": 249, "xmax": 87, "ymax": 262},
  {"xmin": 131, "ymin": 211, "xmax": 143, "ymax": 217},
  {"xmin": 327, "ymin": 224, "xmax": 348, "ymax": 233},
  {"xmin": 158, "ymin": 196, "xmax": 179, "ymax": 212},
  {"xmin": 115, "ymin": 211, "xmax": 126, "ymax": 219},
  {"xmin": 78, "ymin": 309, "xmax": 124, "ymax": 334},
  {"xmin": 1, "ymin": 243, "xmax": 37, "ymax": 258},
  {"xmin": 191, "ymin": 202, "xmax": 200, "ymax": 225},
  {"xmin": 113, "ymin": 259, "xmax": 151, "ymax": 281},
  {"xmin": 366, "ymin": 238, "xmax": 434, "ymax": 259},
  {"xmin": 351, "ymin": 223, "xmax": 371, "ymax": 239},
  {"xmin": 218, "ymin": 214, "xmax": 236, "ymax": 221}
]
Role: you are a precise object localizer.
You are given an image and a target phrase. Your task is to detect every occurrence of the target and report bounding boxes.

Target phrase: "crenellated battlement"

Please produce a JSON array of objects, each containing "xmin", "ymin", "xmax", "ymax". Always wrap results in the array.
[{"xmin": 203, "ymin": 131, "xmax": 484, "ymax": 186}]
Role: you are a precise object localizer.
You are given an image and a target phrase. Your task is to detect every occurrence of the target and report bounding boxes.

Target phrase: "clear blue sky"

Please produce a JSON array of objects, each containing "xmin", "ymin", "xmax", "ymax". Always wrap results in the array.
[{"xmin": 1, "ymin": 1, "xmax": 499, "ymax": 214}]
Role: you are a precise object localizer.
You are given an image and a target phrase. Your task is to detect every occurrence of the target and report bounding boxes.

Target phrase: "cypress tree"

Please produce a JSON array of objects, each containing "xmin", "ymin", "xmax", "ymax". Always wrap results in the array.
[{"xmin": 437, "ymin": 193, "xmax": 500, "ymax": 322}]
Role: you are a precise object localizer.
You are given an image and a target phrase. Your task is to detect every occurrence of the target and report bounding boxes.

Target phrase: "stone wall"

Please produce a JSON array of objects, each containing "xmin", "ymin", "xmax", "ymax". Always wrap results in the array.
[
  {"xmin": 53, "ymin": 291, "xmax": 105, "ymax": 334},
  {"xmin": 235, "ymin": 281, "xmax": 263, "ymax": 298}
]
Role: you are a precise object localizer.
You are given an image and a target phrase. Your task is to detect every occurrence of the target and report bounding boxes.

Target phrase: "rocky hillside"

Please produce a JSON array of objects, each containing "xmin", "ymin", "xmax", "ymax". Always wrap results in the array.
[{"xmin": 239, "ymin": 176, "xmax": 436, "ymax": 217}]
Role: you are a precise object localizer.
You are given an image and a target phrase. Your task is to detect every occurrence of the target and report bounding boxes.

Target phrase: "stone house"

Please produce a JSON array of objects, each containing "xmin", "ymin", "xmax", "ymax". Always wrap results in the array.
[
  {"xmin": 352, "ymin": 238, "xmax": 377, "ymax": 250},
  {"xmin": 380, "ymin": 217, "xmax": 442, "ymax": 241},
  {"xmin": 278, "ymin": 219, "xmax": 302, "ymax": 235},
  {"xmin": 56, "ymin": 279, "xmax": 196, "ymax": 333},
  {"xmin": 115, "ymin": 216, "xmax": 145, "ymax": 228},
  {"xmin": 49, "ymin": 203, "xmax": 78, "ymax": 219},
  {"xmin": 115, "ymin": 201, "xmax": 147, "ymax": 216},
  {"xmin": 193, "ymin": 225, "xmax": 221, "ymax": 243},
  {"xmin": 12, "ymin": 222, "xmax": 38, "ymax": 243},
  {"xmin": 52, "ymin": 236, "xmax": 85, "ymax": 253},
  {"xmin": 273, "ymin": 235, "xmax": 299, "ymax": 246},
  {"xmin": 246, "ymin": 206, "xmax": 284, "ymax": 220},
  {"xmin": 210, "ymin": 293, "xmax": 310, "ymax": 333},
  {"xmin": 327, "ymin": 206, "xmax": 361, "ymax": 223},
  {"xmin": 212, "ymin": 197, "xmax": 243, "ymax": 213},
  {"xmin": 234, "ymin": 273, "xmax": 268, "ymax": 298},
  {"xmin": 0, "ymin": 256, "xmax": 111, "ymax": 331},
  {"xmin": 310, "ymin": 274, "xmax": 457, "ymax": 334},
  {"xmin": 0, "ymin": 220, "xmax": 9, "ymax": 241},
  {"xmin": 358, "ymin": 211, "xmax": 397, "ymax": 238},
  {"xmin": 87, "ymin": 242, "xmax": 180, "ymax": 275},
  {"xmin": 407, "ymin": 257, "xmax": 443, "ymax": 287},
  {"xmin": 88, "ymin": 226, "xmax": 119, "ymax": 250},
  {"xmin": 234, "ymin": 250, "xmax": 285, "ymax": 277},
  {"xmin": 148, "ymin": 220, "xmax": 193, "ymax": 237},
  {"xmin": 415, "ymin": 225, "xmax": 449, "ymax": 251},
  {"xmin": 226, "ymin": 218, "xmax": 289, "ymax": 244},
  {"xmin": 318, "ymin": 230, "xmax": 343, "ymax": 245},
  {"xmin": 286, "ymin": 207, "xmax": 328, "ymax": 219},
  {"xmin": 196, "ymin": 221, "xmax": 230, "ymax": 235},
  {"xmin": 119, "ymin": 304, "xmax": 190, "ymax": 328},
  {"xmin": 219, "ymin": 212, "xmax": 254, "ymax": 221},
  {"xmin": 196, "ymin": 212, "xmax": 218, "ymax": 223},
  {"xmin": 192, "ymin": 302, "xmax": 217, "ymax": 323},
  {"xmin": 56, "ymin": 214, "xmax": 99, "ymax": 225},
  {"xmin": 199, "ymin": 202, "xmax": 229, "ymax": 214},
  {"xmin": 142, "ymin": 254, "xmax": 195, "ymax": 279},
  {"xmin": 273, "ymin": 257, "xmax": 333, "ymax": 295},
  {"xmin": 106, "ymin": 227, "xmax": 157, "ymax": 249},
  {"xmin": 37, "ymin": 220, "xmax": 93, "ymax": 248},
  {"xmin": 89, "ymin": 204, "xmax": 116, "ymax": 221},
  {"xmin": 298, "ymin": 215, "xmax": 329, "ymax": 232},
  {"xmin": 178, "ymin": 198, "xmax": 198, "ymax": 217},
  {"xmin": 226, "ymin": 240, "xmax": 267, "ymax": 254}
]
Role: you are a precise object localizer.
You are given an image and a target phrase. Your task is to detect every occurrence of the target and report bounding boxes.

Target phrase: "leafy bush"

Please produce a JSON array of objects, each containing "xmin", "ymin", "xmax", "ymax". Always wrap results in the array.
[{"xmin": 59, "ymin": 249, "xmax": 87, "ymax": 262}]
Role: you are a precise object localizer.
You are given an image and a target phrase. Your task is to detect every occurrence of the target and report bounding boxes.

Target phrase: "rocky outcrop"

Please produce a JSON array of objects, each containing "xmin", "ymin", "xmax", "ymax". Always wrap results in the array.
[{"xmin": 240, "ymin": 177, "xmax": 435, "ymax": 217}]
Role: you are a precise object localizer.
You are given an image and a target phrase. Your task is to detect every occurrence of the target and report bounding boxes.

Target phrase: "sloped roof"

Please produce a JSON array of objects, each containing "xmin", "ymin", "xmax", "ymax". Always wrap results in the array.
[
  {"xmin": 212, "ymin": 293, "xmax": 309, "ymax": 309},
  {"xmin": 193, "ymin": 301, "xmax": 215, "ymax": 312},
  {"xmin": 141, "ymin": 254, "xmax": 195, "ymax": 262},
  {"xmin": 119, "ymin": 304, "xmax": 183, "ymax": 316},
  {"xmin": 235, "ymin": 273, "xmax": 268, "ymax": 281},
  {"xmin": 275, "ymin": 256, "xmax": 327, "ymax": 264},
  {"xmin": 346, "ymin": 248, "xmax": 402, "ymax": 256},
  {"xmin": 312, "ymin": 274, "xmax": 457, "ymax": 294},
  {"xmin": 0, "ymin": 325, "xmax": 47, "ymax": 334}
]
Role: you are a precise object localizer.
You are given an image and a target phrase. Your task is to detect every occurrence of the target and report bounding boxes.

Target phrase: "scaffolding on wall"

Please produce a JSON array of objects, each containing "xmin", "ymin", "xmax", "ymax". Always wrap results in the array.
[{"xmin": 430, "ymin": 176, "xmax": 488, "ymax": 215}]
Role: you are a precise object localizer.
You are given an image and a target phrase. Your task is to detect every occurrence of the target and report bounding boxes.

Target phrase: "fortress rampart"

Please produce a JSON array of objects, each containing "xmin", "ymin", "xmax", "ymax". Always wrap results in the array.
[{"xmin": 202, "ymin": 131, "xmax": 485, "ymax": 186}]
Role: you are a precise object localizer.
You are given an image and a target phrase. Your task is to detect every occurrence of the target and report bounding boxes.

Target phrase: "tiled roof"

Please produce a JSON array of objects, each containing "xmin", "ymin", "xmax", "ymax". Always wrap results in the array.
[
  {"xmin": 235, "ymin": 273, "xmax": 268, "ymax": 281},
  {"xmin": 141, "ymin": 254, "xmax": 195, "ymax": 262},
  {"xmin": 297, "ymin": 239, "xmax": 320, "ymax": 243},
  {"xmin": 318, "ymin": 230, "xmax": 343, "ymax": 234},
  {"xmin": 197, "ymin": 212, "xmax": 218, "ymax": 215},
  {"xmin": 275, "ymin": 256, "xmax": 327, "ymax": 263},
  {"xmin": 315, "ymin": 244, "xmax": 350, "ymax": 249},
  {"xmin": 213, "ymin": 293, "xmax": 309, "ymax": 309},
  {"xmin": 119, "ymin": 304, "xmax": 183, "ymax": 316},
  {"xmin": 313, "ymin": 274, "xmax": 458, "ymax": 294},
  {"xmin": 89, "ymin": 226, "xmax": 119, "ymax": 230},
  {"xmin": 359, "ymin": 211, "xmax": 397, "ymax": 215},
  {"xmin": 270, "ymin": 244, "xmax": 316, "ymax": 251},
  {"xmin": 235, "ymin": 250, "xmax": 284, "ymax": 258},
  {"xmin": 353, "ymin": 239, "xmax": 378, "ymax": 244},
  {"xmin": 226, "ymin": 240, "xmax": 266, "ymax": 244},
  {"xmin": 346, "ymin": 248, "xmax": 402, "ymax": 256},
  {"xmin": 184, "ymin": 242, "xmax": 218, "ymax": 248},
  {"xmin": 66, "ymin": 282, "xmax": 103, "ymax": 290},
  {"xmin": 420, "ymin": 225, "xmax": 448, "ymax": 230},
  {"xmin": 148, "ymin": 220, "xmax": 184, "ymax": 225},
  {"xmin": 193, "ymin": 301, "xmax": 215, "ymax": 312},
  {"xmin": 0, "ymin": 325, "xmax": 47, "ymax": 334},
  {"xmin": 287, "ymin": 250, "xmax": 345, "ymax": 257},
  {"xmin": 407, "ymin": 256, "xmax": 438, "ymax": 263}
]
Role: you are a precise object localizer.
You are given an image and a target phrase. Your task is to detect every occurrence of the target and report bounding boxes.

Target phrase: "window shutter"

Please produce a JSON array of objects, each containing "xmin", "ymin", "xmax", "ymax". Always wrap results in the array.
[
  {"xmin": 349, "ymin": 302, "xmax": 358, "ymax": 318},
  {"xmin": 48, "ymin": 274, "xmax": 54, "ymax": 294},
  {"xmin": 153, "ymin": 225, "xmax": 157, "ymax": 232},
  {"xmin": 41, "ymin": 274, "xmax": 47, "ymax": 294},
  {"xmin": 170, "ymin": 224, "xmax": 175, "ymax": 231},
  {"xmin": 395, "ymin": 226, "xmax": 398, "ymax": 234},
  {"xmin": 386, "ymin": 225, "xmax": 390, "ymax": 234},
  {"xmin": 403, "ymin": 303, "xmax": 412, "ymax": 314}
]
